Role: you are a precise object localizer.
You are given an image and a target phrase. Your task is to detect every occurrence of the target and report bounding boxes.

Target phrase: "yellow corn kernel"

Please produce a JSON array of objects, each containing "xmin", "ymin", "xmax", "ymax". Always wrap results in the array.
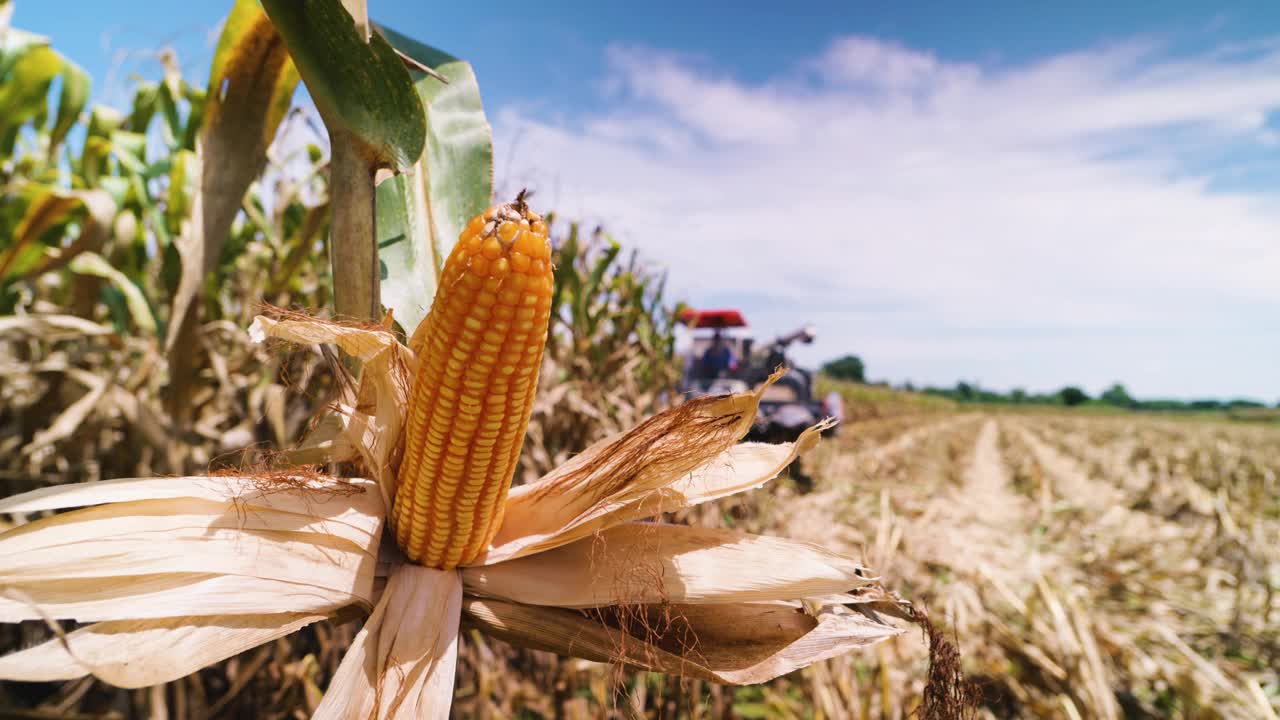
[{"xmin": 394, "ymin": 192, "xmax": 553, "ymax": 569}]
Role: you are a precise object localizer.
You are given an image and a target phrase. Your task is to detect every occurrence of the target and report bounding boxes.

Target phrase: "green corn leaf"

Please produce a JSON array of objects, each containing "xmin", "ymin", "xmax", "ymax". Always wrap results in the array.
[
  {"xmin": 166, "ymin": 149, "xmax": 197, "ymax": 235},
  {"xmin": 107, "ymin": 131, "xmax": 147, "ymax": 175},
  {"xmin": 76, "ymin": 106, "xmax": 123, "ymax": 186},
  {"xmin": 0, "ymin": 185, "xmax": 115, "ymax": 280},
  {"xmin": 0, "ymin": 44, "xmax": 60, "ymax": 147},
  {"xmin": 69, "ymin": 251, "xmax": 158, "ymax": 335},
  {"xmin": 95, "ymin": 176, "xmax": 130, "ymax": 207},
  {"xmin": 48, "ymin": 57, "xmax": 88, "ymax": 152},
  {"xmin": 0, "ymin": 27, "xmax": 48, "ymax": 79},
  {"xmin": 375, "ymin": 25, "xmax": 494, "ymax": 335},
  {"xmin": 585, "ymin": 237, "xmax": 621, "ymax": 302},
  {"xmin": 86, "ymin": 104, "xmax": 124, "ymax": 138},
  {"xmin": 261, "ymin": 0, "xmax": 428, "ymax": 321},
  {"xmin": 126, "ymin": 82, "xmax": 160, "ymax": 132},
  {"xmin": 260, "ymin": 0, "xmax": 423, "ymax": 170}
]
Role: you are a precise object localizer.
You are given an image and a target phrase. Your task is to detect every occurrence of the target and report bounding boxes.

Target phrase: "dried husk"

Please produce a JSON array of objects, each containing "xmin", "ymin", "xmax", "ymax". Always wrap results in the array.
[
  {"xmin": 0, "ymin": 475, "xmax": 381, "ymax": 622},
  {"xmin": 479, "ymin": 395, "xmax": 831, "ymax": 565},
  {"xmin": 248, "ymin": 315, "xmax": 412, "ymax": 369},
  {"xmin": 462, "ymin": 521, "xmax": 875, "ymax": 607},
  {"xmin": 463, "ymin": 596, "xmax": 903, "ymax": 685},
  {"xmin": 0, "ymin": 612, "xmax": 325, "ymax": 687},
  {"xmin": 315, "ymin": 564, "xmax": 461, "ymax": 720},
  {"xmin": 250, "ymin": 314, "xmax": 413, "ymax": 506}
]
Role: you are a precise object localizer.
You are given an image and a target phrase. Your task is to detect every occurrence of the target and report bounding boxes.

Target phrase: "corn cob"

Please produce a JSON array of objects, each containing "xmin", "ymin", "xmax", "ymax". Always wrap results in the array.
[{"xmin": 394, "ymin": 192, "xmax": 553, "ymax": 568}]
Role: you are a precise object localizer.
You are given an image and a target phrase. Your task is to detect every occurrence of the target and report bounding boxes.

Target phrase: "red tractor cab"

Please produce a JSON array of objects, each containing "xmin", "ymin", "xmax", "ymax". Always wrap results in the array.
[
  {"xmin": 679, "ymin": 308, "xmax": 748, "ymax": 329},
  {"xmin": 679, "ymin": 308, "xmax": 753, "ymax": 394},
  {"xmin": 677, "ymin": 308, "xmax": 843, "ymax": 442}
]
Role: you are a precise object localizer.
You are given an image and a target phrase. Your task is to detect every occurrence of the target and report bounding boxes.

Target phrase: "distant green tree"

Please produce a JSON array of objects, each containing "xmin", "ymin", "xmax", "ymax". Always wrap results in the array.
[
  {"xmin": 1010, "ymin": 388, "xmax": 1027, "ymax": 404},
  {"xmin": 955, "ymin": 381, "xmax": 975, "ymax": 400},
  {"xmin": 823, "ymin": 355, "xmax": 865, "ymax": 383},
  {"xmin": 1100, "ymin": 383, "xmax": 1136, "ymax": 408},
  {"xmin": 1227, "ymin": 399, "xmax": 1264, "ymax": 409},
  {"xmin": 1059, "ymin": 386, "xmax": 1090, "ymax": 406}
]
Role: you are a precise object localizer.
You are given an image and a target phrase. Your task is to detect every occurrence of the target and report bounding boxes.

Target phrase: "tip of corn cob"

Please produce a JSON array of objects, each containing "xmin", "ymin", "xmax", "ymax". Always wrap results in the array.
[{"xmin": 477, "ymin": 192, "xmax": 546, "ymax": 247}]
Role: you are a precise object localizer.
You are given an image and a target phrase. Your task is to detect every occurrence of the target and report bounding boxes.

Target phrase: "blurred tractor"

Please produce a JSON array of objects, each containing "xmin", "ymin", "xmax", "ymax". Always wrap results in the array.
[{"xmin": 677, "ymin": 308, "xmax": 844, "ymax": 443}]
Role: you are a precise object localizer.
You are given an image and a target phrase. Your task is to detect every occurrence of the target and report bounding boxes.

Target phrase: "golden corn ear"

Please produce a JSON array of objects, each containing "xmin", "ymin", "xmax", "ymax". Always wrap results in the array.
[{"xmin": 394, "ymin": 193, "xmax": 553, "ymax": 568}]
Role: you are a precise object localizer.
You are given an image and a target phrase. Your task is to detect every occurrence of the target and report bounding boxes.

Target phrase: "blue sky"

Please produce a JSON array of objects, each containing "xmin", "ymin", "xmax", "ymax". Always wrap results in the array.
[
  {"xmin": 21, "ymin": 2, "xmax": 1280, "ymax": 123},
  {"xmin": 13, "ymin": 1, "xmax": 1280, "ymax": 400}
]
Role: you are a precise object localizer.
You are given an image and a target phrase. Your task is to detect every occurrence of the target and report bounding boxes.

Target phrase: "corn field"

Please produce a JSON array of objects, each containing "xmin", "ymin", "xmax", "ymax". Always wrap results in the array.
[{"xmin": 2, "ymin": 1, "xmax": 1278, "ymax": 718}]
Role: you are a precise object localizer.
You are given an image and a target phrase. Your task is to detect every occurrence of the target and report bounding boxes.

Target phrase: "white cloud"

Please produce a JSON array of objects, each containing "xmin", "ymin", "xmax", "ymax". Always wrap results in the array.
[
  {"xmin": 816, "ymin": 36, "xmax": 954, "ymax": 90},
  {"xmin": 494, "ymin": 36, "xmax": 1280, "ymax": 399}
]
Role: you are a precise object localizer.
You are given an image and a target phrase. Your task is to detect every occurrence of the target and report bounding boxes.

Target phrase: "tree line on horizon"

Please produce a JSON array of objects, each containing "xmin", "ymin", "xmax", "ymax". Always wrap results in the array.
[{"xmin": 820, "ymin": 354, "xmax": 1279, "ymax": 412}]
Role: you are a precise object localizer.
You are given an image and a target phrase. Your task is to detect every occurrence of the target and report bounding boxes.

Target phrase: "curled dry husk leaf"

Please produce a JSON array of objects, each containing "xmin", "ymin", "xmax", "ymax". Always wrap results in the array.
[
  {"xmin": 0, "ymin": 611, "xmax": 325, "ymax": 688},
  {"xmin": 0, "ymin": 474, "xmax": 382, "ymax": 686},
  {"xmin": 462, "ymin": 521, "xmax": 877, "ymax": 608},
  {"xmin": 250, "ymin": 314, "xmax": 413, "ymax": 507},
  {"xmin": 463, "ymin": 596, "xmax": 902, "ymax": 685}
]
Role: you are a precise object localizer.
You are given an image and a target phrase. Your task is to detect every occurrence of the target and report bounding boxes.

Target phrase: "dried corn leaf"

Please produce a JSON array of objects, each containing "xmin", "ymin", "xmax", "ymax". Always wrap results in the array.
[
  {"xmin": 463, "ymin": 596, "xmax": 901, "ymax": 685},
  {"xmin": 0, "ymin": 612, "xmax": 323, "ymax": 687},
  {"xmin": 165, "ymin": 0, "xmax": 299, "ymax": 352},
  {"xmin": 0, "ymin": 503, "xmax": 374, "ymax": 579},
  {"xmin": 262, "ymin": 382, "xmax": 289, "ymax": 447},
  {"xmin": 0, "ymin": 314, "xmax": 114, "ymax": 339},
  {"xmin": 23, "ymin": 367, "xmax": 107, "ymax": 455},
  {"xmin": 463, "ymin": 522, "xmax": 874, "ymax": 607},
  {"xmin": 315, "ymin": 564, "xmax": 460, "ymax": 720}
]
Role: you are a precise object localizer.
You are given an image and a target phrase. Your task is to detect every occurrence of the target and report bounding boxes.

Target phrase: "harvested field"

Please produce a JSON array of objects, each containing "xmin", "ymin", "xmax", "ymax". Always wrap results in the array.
[{"xmin": 769, "ymin": 410, "xmax": 1279, "ymax": 719}]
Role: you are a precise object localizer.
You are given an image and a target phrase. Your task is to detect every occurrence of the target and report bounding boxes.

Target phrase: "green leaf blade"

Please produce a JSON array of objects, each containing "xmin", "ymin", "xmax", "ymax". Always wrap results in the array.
[
  {"xmin": 260, "ymin": 0, "xmax": 424, "ymax": 170},
  {"xmin": 375, "ymin": 26, "xmax": 494, "ymax": 334}
]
